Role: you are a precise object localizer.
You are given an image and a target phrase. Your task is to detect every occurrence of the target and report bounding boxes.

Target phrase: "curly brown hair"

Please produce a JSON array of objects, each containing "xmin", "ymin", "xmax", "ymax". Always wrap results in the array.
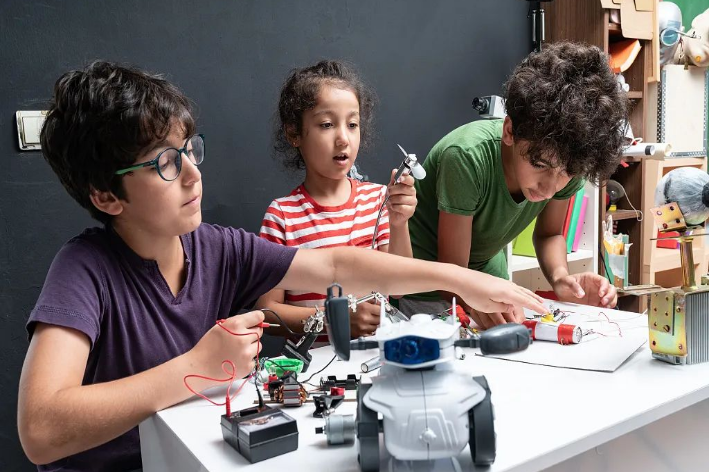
[
  {"xmin": 503, "ymin": 41, "xmax": 629, "ymax": 184},
  {"xmin": 274, "ymin": 60, "xmax": 376, "ymax": 171}
]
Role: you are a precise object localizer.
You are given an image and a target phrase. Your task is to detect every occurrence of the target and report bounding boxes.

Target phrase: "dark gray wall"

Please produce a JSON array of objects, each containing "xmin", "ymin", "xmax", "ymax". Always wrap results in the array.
[{"xmin": 0, "ymin": 1, "xmax": 530, "ymax": 469}]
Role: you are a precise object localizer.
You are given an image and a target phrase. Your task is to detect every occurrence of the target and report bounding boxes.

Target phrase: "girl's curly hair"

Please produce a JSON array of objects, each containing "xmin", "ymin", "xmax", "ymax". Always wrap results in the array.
[{"xmin": 503, "ymin": 41, "xmax": 629, "ymax": 184}]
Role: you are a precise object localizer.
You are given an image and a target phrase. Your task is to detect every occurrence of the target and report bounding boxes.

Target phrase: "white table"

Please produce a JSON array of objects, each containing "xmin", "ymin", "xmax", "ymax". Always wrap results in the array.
[{"xmin": 140, "ymin": 343, "xmax": 709, "ymax": 471}]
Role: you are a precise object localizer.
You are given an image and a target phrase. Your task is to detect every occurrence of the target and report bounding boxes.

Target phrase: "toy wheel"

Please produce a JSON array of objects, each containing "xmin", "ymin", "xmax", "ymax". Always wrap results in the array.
[
  {"xmin": 469, "ymin": 376, "xmax": 496, "ymax": 466},
  {"xmin": 356, "ymin": 383, "xmax": 380, "ymax": 471}
]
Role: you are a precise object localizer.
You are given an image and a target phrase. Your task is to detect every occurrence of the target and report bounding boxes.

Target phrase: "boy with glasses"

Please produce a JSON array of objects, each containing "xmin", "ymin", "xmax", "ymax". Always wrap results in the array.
[{"xmin": 18, "ymin": 61, "xmax": 545, "ymax": 470}]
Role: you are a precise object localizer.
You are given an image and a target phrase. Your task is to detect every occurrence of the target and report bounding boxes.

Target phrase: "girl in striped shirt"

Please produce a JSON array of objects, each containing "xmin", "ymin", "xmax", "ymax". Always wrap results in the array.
[{"xmin": 257, "ymin": 60, "xmax": 417, "ymax": 338}]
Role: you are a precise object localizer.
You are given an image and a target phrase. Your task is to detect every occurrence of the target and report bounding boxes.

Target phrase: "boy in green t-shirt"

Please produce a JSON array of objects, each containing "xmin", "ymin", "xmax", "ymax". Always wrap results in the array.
[{"xmin": 403, "ymin": 42, "xmax": 629, "ymax": 328}]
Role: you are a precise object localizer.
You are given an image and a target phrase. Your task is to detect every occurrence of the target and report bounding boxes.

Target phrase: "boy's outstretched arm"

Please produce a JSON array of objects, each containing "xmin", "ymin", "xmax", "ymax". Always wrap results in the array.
[
  {"xmin": 18, "ymin": 312, "xmax": 264, "ymax": 465},
  {"xmin": 277, "ymin": 246, "xmax": 546, "ymax": 316}
]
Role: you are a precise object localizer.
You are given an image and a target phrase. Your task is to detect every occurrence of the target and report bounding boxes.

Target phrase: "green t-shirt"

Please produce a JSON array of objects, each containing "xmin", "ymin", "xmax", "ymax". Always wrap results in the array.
[{"xmin": 408, "ymin": 119, "xmax": 584, "ymax": 298}]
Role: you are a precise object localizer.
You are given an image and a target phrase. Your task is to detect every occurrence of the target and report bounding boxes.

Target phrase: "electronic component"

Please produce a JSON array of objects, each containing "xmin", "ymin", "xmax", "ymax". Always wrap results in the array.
[
  {"xmin": 281, "ymin": 308, "xmax": 325, "ymax": 372},
  {"xmin": 647, "ymin": 184, "xmax": 709, "ymax": 365},
  {"xmin": 394, "ymin": 144, "xmax": 426, "ymax": 181},
  {"xmin": 220, "ymin": 404, "xmax": 298, "ymax": 463},
  {"xmin": 371, "ymin": 144, "xmax": 426, "ymax": 249},
  {"xmin": 315, "ymin": 414, "xmax": 356, "ymax": 445},
  {"xmin": 523, "ymin": 319, "xmax": 583, "ymax": 345},
  {"xmin": 272, "ymin": 372, "xmax": 307, "ymax": 407},
  {"xmin": 320, "ymin": 374, "xmax": 359, "ymax": 392},
  {"xmin": 312, "ymin": 394, "xmax": 345, "ymax": 418}
]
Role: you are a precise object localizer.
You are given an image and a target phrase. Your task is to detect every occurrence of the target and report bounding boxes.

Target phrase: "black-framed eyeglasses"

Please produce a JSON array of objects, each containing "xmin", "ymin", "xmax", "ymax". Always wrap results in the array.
[{"xmin": 115, "ymin": 134, "xmax": 205, "ymax": 182}]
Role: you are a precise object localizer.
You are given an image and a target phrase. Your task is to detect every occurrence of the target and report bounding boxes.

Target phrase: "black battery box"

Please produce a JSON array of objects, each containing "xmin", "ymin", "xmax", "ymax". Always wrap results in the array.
[{"xmin": 220, "ymin": 404, "xmax": 298, "ymax": 463}]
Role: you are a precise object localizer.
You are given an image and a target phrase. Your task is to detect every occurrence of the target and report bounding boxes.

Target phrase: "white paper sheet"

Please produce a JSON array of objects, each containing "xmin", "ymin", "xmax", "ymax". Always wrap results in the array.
[{"xmin": 482, "ymin": 301, "xmax": 648, "ymax": 372}]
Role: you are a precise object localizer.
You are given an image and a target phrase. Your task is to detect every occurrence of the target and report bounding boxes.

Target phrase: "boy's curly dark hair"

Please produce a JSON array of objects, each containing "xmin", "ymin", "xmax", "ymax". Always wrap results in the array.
[
  {"xmin": 274, "ymin": 60, "xmax": 376, "ymax": 171},
  {"xmin": 503, "ymin": 41, "xmax": 629, "ymax": 184},
  {"xmin": 41, "ymin": 61, "xmax": 195, "ymax": 224}
]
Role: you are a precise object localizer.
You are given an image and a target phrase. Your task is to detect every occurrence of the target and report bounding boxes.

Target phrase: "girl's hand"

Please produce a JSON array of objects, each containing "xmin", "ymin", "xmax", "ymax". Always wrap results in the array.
[{"xmin": 386, "ymin": 169, "xmax": 417, "ymax": 228}]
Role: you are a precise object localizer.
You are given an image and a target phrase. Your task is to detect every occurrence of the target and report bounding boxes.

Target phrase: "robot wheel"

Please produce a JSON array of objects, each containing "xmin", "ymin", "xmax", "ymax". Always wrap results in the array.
[
  {"xmin": 356, "ymin": 383, "xmax": 380, "ymax": 471},
  {"xmin": 469, "ymin": 376, "xmax": 496, "ymax": 466}
]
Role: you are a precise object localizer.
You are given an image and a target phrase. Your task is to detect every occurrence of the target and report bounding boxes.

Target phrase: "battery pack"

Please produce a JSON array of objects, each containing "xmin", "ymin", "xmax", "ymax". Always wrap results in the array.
[{"xmin": 220, "ymin": 404, "xmax": 298, "ymax": 463}]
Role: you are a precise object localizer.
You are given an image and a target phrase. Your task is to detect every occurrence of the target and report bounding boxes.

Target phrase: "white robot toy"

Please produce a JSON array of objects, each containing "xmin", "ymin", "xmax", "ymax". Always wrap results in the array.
[{"xmin": 322, "ymin": 284, "xmax": 532, "ymax": 471}]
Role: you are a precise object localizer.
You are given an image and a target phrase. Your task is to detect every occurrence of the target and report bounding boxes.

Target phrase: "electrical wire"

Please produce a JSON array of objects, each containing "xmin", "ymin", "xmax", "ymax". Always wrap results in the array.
[
  {"xmin": 370, "ymin": 195, "xmax": 390, "ymax": 249},
  {"xmin": 183, "ymin": 319, "xmax": 261, "ymax": 416},
  {"xmin": 300, "ymin": 354, "xmax": 338, "ymax": 385},
  {"xmin": 258, "ymin": 308, "xmax": 307, "ymax": 336}
]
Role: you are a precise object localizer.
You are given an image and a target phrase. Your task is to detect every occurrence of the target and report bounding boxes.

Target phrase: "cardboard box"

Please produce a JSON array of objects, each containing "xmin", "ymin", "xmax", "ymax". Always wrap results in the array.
[
  {"xmin": 600, "ymin": 0, "xmax": 653, "ymax": 11},
  {"xmin": 621, "ymin": 0, "xmax": 653, "ymax": 39},
  {"xmin": 600, "ymin": 0, "xmax": 654, "ymax": 40}
]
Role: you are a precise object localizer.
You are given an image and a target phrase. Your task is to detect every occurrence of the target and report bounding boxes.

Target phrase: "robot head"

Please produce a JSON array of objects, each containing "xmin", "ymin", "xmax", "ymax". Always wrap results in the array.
[{"xmin": 376, "ymin": 313, "xmax": 459, "ymax": 369}]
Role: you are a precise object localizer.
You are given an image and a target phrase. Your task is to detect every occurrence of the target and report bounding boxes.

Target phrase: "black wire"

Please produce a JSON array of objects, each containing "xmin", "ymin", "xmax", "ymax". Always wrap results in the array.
[
  {"xmin": 598, "ymin": 248, "xmax": 614, "ymax": 284},
  {"xmin": 300, "ymin": 355, "xmax": 338, "ymax": 385},
  {"xmin": 258, "ymin": 308, "xmax": 307, "ymax": 335},
  {"xmin": 255, "ymin": 382, "xmax": 265, "ymax": 408}
]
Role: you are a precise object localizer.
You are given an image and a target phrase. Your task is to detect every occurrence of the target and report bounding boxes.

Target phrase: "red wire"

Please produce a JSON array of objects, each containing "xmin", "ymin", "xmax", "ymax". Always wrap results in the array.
[
  {"xmin": 598, "ymin": 311, "xmax": 623, "ymax": 337},
  {"xmin": 183, "ymin": 319, "xmax": 262, "ymax": 416},
  {"xmin": 559, "ymin": 309, "xmax": 623, "ymax": 337}
]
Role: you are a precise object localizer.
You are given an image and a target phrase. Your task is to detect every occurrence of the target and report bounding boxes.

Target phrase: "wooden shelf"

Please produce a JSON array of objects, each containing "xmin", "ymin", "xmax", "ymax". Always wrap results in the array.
[
  {"xmin": 608, "ymin": 209, "xmax": 640, "ymax": 221},
  {"xmin": 660, "ymin": 157, "xmax": 707, "ymax": 167},
  {"xmin": 627, "ymin": 91, "xmax": 643, "ymax": 99},
  {"xmin": 623, "ymin": 156, "xmax": 707, "ymax": 166},
  {"xmin": 509, "ymin": 250, "xmax": 594, "ymax": 273},
  {"xmin": 650, "ymin": 247, "xmax": 705, "ymax": 273}
]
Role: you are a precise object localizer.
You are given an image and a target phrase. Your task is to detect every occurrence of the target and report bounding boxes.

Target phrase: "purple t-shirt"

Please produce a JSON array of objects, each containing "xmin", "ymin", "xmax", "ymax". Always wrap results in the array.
[{"xmin": 26, "ymin": 223, "xmax": 296, "ymax": 471}]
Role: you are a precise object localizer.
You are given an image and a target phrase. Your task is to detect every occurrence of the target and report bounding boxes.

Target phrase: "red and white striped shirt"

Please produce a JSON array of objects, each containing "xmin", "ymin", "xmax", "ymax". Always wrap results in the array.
[{"xmin": 260, "ymin": 178, "xmax": 389, "ymax": 307}]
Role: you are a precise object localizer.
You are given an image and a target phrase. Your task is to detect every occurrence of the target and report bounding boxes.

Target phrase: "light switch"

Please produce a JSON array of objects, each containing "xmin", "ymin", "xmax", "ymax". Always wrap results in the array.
[{"xmin": 16, "ymin": 111, "xmax": 48, "ymax": 151}]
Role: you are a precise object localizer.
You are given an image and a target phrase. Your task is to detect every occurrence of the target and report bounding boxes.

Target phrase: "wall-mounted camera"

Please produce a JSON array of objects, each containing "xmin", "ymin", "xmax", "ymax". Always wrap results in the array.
[{"xmin": 472, "ymin": 95, "xmax": 506, "ymax": 119}]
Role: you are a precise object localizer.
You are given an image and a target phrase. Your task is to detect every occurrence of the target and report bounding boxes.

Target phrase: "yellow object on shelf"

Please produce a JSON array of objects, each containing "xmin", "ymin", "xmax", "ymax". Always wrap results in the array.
[{"xmin": 512, "ymin": 218, "xmax": 536, "ymax": 257}]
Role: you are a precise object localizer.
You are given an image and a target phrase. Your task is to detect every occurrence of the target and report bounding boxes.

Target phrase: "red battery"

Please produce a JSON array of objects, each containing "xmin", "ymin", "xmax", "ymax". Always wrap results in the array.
[{"xmin": 523, "ymin": 320, "xmax": 583, "ymax": 345}]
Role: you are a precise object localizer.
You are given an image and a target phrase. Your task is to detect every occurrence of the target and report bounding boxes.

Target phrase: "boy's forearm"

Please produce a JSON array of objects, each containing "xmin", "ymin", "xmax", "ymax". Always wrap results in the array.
[
  {"xmin": 330, "ymin": 247, "xmax": 462, "ymax": 296},
  {"xmin": 20, "ymin": 352, "xmax": 204, "ymax": 465},
  {"xmin": 386, "ymin": 222, "xmax": 413, "ymax": 258},
  {"xmin": 533, "ymin": 234, "xmax": 570, "ymax": 286}
]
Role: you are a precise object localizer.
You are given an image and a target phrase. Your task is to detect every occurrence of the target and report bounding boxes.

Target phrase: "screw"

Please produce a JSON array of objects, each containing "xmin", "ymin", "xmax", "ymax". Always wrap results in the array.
[
  {"xmin": 652, "ymin": 340, "xmax": 657, "ymax": 346},
  {"xmin": 679, "ymin": 344, "xmax": 683, "ymax": 350},
  {"xmin": 670, "ymin": 206, "xmax": 675, "ymax": 211},
  {"xmin": 664, "ymin": 325, "xmax": 671, "ymax": 332}
]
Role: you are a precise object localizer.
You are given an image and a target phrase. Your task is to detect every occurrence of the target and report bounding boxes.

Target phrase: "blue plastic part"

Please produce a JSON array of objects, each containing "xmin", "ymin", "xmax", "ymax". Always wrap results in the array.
[{"xmin": 384, "ymin": 336, "xmax": 440, "ymax": 365}]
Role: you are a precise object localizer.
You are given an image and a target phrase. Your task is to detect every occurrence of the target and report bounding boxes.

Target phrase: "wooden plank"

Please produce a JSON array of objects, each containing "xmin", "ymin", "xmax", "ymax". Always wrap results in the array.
[{"xmin": 545, "ymin": 0, "xmax": 606, "ymax": 50}]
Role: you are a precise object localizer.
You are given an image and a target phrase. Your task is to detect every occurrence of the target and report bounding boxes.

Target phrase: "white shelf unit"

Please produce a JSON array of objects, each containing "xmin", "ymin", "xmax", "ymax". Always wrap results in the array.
[{"xmin": 507, "ymin": 181, "xmax": 599, "ymax": 292}]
